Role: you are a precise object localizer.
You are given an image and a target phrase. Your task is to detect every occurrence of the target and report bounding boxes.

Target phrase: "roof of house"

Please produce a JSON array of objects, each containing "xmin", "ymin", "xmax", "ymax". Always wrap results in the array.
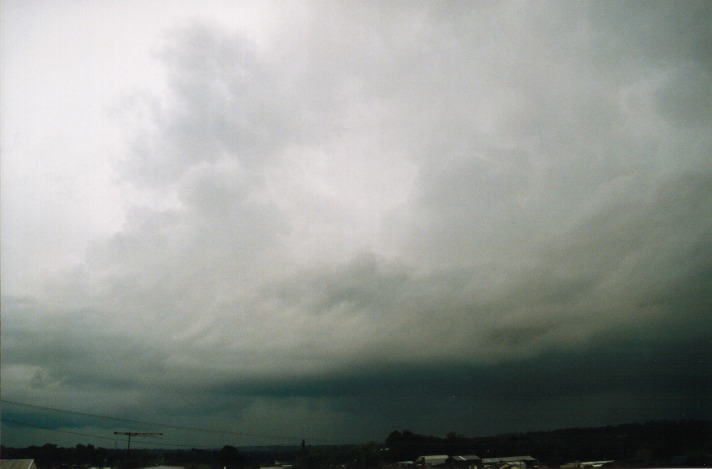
[
  {"xmin": 579, "ymin": 461, "xmax": 615, "ymax": 468},
  {"xmin": 482, "ymin": 455, "xmax": 537, "ymax": 463},
  {"xmin": 135, "ymin": 466, "xmax": 185, "ymax": 469},
  {"xmin": 417, "ymin": 454, "xmax": 450, "ymax": 463},
  {"xmin": 451, "ymin": 455, "xmax": 481, "ymax": 461},
  {"xmin": 0, "ymin": 460, "xmax": 36, "ymax": 469}
]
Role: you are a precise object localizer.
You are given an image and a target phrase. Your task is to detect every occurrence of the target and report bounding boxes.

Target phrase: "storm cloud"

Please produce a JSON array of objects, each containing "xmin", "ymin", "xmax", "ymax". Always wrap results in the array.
[{"xmin": 2, "ymin": 0, "xmax": 711, "ymax": 448}]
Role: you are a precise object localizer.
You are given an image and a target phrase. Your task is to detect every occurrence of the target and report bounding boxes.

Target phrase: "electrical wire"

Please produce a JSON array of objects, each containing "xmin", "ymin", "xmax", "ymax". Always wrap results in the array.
[
  {"xmin": 1, "ymin": 399, "xmax": 334, "ymax": 444},
  {"xmin": 3, "ymin": 418, "xmax": 218, "ymax": 449},
  {"xmin": 3, "ymin": 418, "xmax": 123, "ymax": 443}
]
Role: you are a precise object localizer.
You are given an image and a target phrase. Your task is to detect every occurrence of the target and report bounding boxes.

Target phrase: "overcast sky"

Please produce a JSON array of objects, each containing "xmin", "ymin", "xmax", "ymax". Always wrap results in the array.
[{"xmin": 2, "ymin": 0, "xmax": 711, "ymax": 450}]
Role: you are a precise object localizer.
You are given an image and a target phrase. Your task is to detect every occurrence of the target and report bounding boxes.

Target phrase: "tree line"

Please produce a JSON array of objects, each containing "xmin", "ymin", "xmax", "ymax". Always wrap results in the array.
[
  {"xmin": 1, "ymin": 419, "xmax": 710, "ymax": 468},
  {"xmin": 385, "ymin": 419, "xmax": 711, "ymax": 465}
]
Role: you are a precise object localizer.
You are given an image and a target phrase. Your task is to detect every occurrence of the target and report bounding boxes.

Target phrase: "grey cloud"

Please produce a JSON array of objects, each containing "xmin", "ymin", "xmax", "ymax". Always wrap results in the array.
[
  {"xmin": 189, "ymin": 329, "xmax": 711, "ymax": 439},
  {"xmin": 3, "ymin": 0, "xmax": 712, "ymax": 446},
  {"xmin": 655, "ymin": 64, "xmax": 712, "ymax": 128},
  {"xmin": 589, "ymin": 1, "xmax": 712, "ymax": 70},
  {"xmin": 121, "ymin": 25, "xmax": 305, "ymax": 188}
]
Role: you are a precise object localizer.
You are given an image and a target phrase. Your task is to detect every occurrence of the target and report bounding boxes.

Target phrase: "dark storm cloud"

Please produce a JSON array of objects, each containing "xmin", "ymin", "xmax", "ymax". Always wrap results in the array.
[
  {"xmin": 196, "ymin": 325, "xmax": 710, "ymax": 439},
  {"xmin": 2, "ymin": 0, "xmax": 712, "ymax": 447}
]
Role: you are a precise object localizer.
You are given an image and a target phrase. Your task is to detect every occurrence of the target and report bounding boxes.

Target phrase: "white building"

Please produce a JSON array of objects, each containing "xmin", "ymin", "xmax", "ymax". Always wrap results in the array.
[{"xmin": 415, "ymin": 454, "xmax": 450, "ymax": 467}]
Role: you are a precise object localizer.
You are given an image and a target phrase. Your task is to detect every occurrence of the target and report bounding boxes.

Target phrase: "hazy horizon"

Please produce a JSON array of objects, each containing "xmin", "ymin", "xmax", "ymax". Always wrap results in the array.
[{"xmin": 3, "ymin": 399, "xmax": 708, "ymax": 450}]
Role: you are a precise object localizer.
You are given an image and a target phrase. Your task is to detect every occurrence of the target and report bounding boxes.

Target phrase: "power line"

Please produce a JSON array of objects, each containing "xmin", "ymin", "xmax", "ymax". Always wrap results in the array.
[
  {"xmin": 3, "ymin": 418, "xmax": 121, "ymax": 443},
  {"xmin": 1, "ymin": 399, "xmax": 334, "ymax": 443},
  {"xmin": 115, "ymin": 430, "xmax": 162, "ymax": 466},
  {"xmin": 3, "ymin": 418, "xmax": 217, "ymax": 449}
]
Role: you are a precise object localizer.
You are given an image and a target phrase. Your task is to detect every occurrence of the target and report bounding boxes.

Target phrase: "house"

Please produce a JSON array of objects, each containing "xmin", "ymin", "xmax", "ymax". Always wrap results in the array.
[
  {"xmin": 560, "ymin": 461, "xmax": 614, "ymax": 469},
  {"xmin": 394, "ymin": 461, "xmax": 415, "ymax": 467},
  {"xmin": 135, "ymin": 466, "xmax": 184, "ymax": 469},
  {"xmin": 448, "ymin": 454, "xmax": 482, "ymax": 468},
  {"xmin": 0, "ymin": 460, "xmax": 37, "ymax": 469},
  {"xmin": 481, "ymin": 455, "xmax": 538, "ymax": 469},
  {"xmin": 415, "ymin": 454, "xmax": 450, "ymax": 467}
]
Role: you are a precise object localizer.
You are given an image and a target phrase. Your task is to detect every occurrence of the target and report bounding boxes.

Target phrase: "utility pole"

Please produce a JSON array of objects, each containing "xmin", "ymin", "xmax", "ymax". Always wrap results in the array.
[{"xmin": 114, "ymin": 431, "xmax": 163, "ymax": 468}]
